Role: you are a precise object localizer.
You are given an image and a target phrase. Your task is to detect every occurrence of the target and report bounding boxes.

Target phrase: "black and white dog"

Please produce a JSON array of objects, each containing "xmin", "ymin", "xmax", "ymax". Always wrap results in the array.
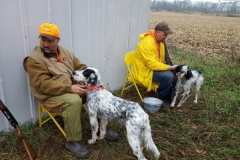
[
  {"xmin": 170, "ymin": 65, "xmax": 204, "ymax": 107},
  {"xmin": 73, "ymin": 67, "xmax": 160, "ymax": 160}
]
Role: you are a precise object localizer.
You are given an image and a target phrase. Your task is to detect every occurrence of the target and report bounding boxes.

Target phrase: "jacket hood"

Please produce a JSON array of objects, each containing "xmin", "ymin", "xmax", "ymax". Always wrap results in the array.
[{"xmin": 139, "ymin": 30, "xmax": 155, "ymax": 41}]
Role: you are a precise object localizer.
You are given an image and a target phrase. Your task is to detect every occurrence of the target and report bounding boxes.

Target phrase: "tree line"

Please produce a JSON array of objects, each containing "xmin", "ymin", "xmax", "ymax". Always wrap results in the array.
[{"xmin": 151, "ymin": 0, "xmax": 240, "ymax": 14}]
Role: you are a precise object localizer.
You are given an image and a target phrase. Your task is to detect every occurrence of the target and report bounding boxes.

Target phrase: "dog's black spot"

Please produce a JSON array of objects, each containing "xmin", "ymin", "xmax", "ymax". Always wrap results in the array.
[
  {"xmin": 185, "ymin": 69, "xmax": 193, "ymax": 80},
  {"xmin": 83, "ymin": 69, "xmax": 98, "ymax": 85},
  {"xmin": 175, "ymin": 65, "xmax": 184, "ymax": 73},
  {"xmin": 83, "ymin": 69, "xmax": 95, "ymax": 78}
]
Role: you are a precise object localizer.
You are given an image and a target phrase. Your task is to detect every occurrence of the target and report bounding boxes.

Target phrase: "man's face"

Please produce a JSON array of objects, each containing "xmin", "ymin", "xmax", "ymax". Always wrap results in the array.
[
  {"xmin": 40, "ymin": 36, "xmax": 60, "ymax": 53},
  {"xmin": 155, "ymin": 30, "xmax": 168, "ymax": 43}
]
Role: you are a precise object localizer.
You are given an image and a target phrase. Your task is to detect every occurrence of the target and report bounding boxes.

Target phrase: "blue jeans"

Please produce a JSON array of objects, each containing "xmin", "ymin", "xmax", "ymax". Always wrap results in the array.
[{"xmin": 153, "ymin": 71, "xmax": 176, "ymax": 99}]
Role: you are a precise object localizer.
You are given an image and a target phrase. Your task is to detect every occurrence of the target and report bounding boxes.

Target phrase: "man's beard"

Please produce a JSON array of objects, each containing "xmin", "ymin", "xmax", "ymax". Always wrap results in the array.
[
  {"xmin": 42, "ymin": 47, "xmax": 55, "ymax": 54},
  {"xmin": 42, "ymin": 47, "xmax": 51, "ymax": 53},
  {"xmin": 41, "ymin": 48, "xmax": 55, "ymax": 59}
]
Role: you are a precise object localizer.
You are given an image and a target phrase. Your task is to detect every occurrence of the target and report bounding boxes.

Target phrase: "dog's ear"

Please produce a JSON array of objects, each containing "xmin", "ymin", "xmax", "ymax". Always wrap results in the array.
[
  {"xmin": 82, "ymin": 68, "xmax": 95, "ymax": 78},
  {"xmin": 83, "ymin": 67, "xmax": 101, "ymax": 85},
  {"xmin": 88, "ymin": 73, "xmax": 98, "ymax": 85},
  {"xmin": 82, "ymin": 69, "xmax": 97, "ymax": 85},
  {"xmin": 175, "ymin": 65, "xmax": 183, "ymax": 73},
  {"xmin": 185, "ymin": 67, "xmax": 193, "ymax": 80},
  {"xmin": 90, "ymin": 67, "xmax": 101, "ymax": 81}
]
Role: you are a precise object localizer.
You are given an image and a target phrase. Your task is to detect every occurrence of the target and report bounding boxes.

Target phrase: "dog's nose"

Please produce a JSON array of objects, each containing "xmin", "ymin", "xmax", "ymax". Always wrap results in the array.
[{"xmin": 72, "ymin": 71, "xmax": 76, "ymax": 75}]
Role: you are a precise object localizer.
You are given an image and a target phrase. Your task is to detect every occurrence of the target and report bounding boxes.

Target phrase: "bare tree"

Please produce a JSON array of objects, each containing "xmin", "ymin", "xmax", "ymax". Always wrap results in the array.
[
  {"xmin": 218, "ymin": 0, "xmax": 240, "ymax": 13},
  {"xmin": 150, "ymin": 0, "xmax": 240, "ymax": 14}
]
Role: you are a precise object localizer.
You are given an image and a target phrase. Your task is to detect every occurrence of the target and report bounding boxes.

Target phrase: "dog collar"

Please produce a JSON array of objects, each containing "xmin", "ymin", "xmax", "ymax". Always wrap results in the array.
[{"xmin": 87, "ymin": 85, "xmax": 104, "ymax": 91}]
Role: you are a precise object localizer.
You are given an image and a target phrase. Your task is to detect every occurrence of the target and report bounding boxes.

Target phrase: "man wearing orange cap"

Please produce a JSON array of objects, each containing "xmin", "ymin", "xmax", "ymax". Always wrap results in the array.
[
  {"xmin": 131, "ymin": 21, "xmax": 178, "ymax": 109},
  {"xmin": 23, "ymin": 23, "xmax": 119, "ymax": 158}
]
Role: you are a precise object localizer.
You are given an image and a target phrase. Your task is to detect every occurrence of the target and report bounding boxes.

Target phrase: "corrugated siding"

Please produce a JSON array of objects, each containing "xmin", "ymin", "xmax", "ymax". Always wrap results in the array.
[{"xmin": 0, "ymin": 0, "xmax": 150, "ymax": 131}]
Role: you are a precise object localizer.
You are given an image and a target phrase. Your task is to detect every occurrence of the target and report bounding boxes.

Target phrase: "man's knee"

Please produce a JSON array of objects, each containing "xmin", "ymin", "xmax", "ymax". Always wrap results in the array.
[
  {"xmin": 61, "ymin": 94, "xmax": 83, "ymax": 112},
  {"xmin": 69, "ymin": 94, "xmax": 82, "ymax": 105},
  {"xmin": 166, "ymin": 71, "xmax": 175, "ymax": 82}
]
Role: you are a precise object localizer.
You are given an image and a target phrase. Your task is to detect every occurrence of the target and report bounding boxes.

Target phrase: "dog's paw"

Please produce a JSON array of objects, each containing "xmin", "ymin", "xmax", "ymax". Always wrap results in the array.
[
  {"xmin": 154, "ymin": 152, "xmax": 160, "ymax": 160},
  {"xmin": 193, "ymin": 100, "xmax": 197, "ymax": 103},
  {"xmin": 177, "ymin": 104, "xmax": 182, "ymax": 107},
  {"xmin": 88, "ymin": 139, "xmax": 96, "ymax": 144},
  {"xmin": 170, "ymin": 102, "xmax": 175, "ymax": 107}
]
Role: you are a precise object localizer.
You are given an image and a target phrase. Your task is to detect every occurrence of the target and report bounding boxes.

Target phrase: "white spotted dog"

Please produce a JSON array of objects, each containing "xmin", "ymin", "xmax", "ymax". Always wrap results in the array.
[
  {"xmin": 73, "ymin": 67, "xmax": 160, "ymax": 160},
  {"xmin": 170, "ymin": 65, "xmax": 204, "ymax": 108}
]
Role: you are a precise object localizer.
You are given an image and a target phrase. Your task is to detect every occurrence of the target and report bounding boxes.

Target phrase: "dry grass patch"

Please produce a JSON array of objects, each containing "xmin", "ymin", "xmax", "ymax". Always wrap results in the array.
[{"xmin": 149, "ymin": 11, "xmax": 240, "ymax": 61}]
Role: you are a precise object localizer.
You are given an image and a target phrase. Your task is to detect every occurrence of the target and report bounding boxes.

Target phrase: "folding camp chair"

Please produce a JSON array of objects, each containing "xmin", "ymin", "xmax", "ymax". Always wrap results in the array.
[
  {"xmin": 120, "ymin": 51, "xmax": 143, "ymax": 102},
  {"xmin": 38, "ymin": 102, "xmax": 87, "ymax": 137}
]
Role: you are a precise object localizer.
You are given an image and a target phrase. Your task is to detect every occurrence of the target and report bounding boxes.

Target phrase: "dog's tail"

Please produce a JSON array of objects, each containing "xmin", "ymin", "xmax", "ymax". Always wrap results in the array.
[{"xmin": 142, "ymin": 116, "xmax": 160, "ymax": 160}]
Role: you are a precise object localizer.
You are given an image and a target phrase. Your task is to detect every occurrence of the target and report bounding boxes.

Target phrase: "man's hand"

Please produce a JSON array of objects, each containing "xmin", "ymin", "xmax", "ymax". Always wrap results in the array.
[
  {"xmin": 71, "ymin": 84, "xmax": 87, "ymax": 96},
  {"xmin": 170, "ymin": 65, "xmax": 178, "ymax": 71}
]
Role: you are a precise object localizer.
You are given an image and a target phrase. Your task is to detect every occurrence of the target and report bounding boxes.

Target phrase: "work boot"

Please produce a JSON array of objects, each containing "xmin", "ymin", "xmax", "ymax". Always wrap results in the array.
[
  {"xmin": 66, "ymin": 141, "xmax": 89, "ymax": 159},
  {"xmin": 105, "ymin": 130, "xmax": 119, "ymax": 141}
]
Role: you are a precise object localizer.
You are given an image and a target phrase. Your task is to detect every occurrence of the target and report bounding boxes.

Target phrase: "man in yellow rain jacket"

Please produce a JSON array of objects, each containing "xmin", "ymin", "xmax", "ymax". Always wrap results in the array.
[{"xmin": 132, "ymin": 22, "xmax": 178, "ymax": 108}]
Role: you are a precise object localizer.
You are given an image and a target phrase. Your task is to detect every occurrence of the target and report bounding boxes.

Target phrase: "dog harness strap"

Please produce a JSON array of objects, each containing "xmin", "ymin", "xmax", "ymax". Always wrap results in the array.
[{"xmin": 87, "ymin": 85, "xmax": 104, "ymax": 91}]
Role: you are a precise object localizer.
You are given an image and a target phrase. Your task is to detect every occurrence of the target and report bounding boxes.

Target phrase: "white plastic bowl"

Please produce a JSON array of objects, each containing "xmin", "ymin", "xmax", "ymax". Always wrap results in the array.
[{"xmin": 143, "ymin": 97, "xmax": 163, "ymax": 113}]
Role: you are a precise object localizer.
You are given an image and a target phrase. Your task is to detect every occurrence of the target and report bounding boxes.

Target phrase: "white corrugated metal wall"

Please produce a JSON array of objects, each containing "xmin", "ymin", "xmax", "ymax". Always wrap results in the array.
[{"xmin": 0, "ymin": 0, "xmax": 150, "ymax": 131}]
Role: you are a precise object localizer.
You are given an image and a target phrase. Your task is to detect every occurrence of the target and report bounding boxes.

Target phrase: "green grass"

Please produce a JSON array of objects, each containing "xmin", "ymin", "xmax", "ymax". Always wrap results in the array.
[{"xmin": 0, "ymin": 47, "xmax": 240, "ymax": 160}]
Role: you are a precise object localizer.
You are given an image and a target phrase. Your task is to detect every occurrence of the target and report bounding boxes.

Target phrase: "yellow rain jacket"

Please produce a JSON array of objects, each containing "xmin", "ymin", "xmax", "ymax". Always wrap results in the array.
[{"xmin": 131, "ymin": 30, "xmax": 170, "ymax": 92}]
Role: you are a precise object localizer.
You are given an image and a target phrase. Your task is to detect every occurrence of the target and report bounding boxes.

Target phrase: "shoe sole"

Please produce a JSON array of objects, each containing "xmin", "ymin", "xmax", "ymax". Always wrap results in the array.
[{"xmin": 66, "ymin": 144, "xmax": 89, "ymax": 159}]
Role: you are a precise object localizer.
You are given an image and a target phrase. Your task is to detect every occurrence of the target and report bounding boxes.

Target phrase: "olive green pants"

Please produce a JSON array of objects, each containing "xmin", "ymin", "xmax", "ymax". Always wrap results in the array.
[{"xmin": 42, "ymin": 93, "xmax": 83, "ymax": 141}]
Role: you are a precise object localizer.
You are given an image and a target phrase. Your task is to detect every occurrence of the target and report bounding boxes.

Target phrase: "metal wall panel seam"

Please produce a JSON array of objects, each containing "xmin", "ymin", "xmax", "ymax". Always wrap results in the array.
[
  {"xmin": 125, "ymin": 0, "xmax": 131, "ymax": 82},
  {"xmin": 0, "ymin": 73, "xmax": 9, "ymax": 131},
  {"xmin": 137, "ymin": 0, "xmax": 142, "ymax": 37},
  {"xmin": 69, "ymin": 0, "xmax": 73, "ymax": 52},
  {"xmin": 102, "ymin": 0, "xmax": 106, "ymax": 81},
  {"xmin": 127, "ymin": 0, "xmax": 131, "ymax": 52},
  {"xmin": 19, "ymin": 0, "xmax": 30, "ymax": 57},
  {"xmin": 114, "ymin": 0, "xmax": 120, "ymax": 89},
  {"xmin": 88, "ymin": 0, "xmax": 91, "ymax": 65},
  {"xmin": 48, "ymin": 0, "xmax": 51, "ymax": 22},
  {"xmin": 102, "ymin": 0, "xmax": 106, "ymax": 77},
  {"xmin": 19, "ymin": 0, "xmax": 36, "ymax": 123}
]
